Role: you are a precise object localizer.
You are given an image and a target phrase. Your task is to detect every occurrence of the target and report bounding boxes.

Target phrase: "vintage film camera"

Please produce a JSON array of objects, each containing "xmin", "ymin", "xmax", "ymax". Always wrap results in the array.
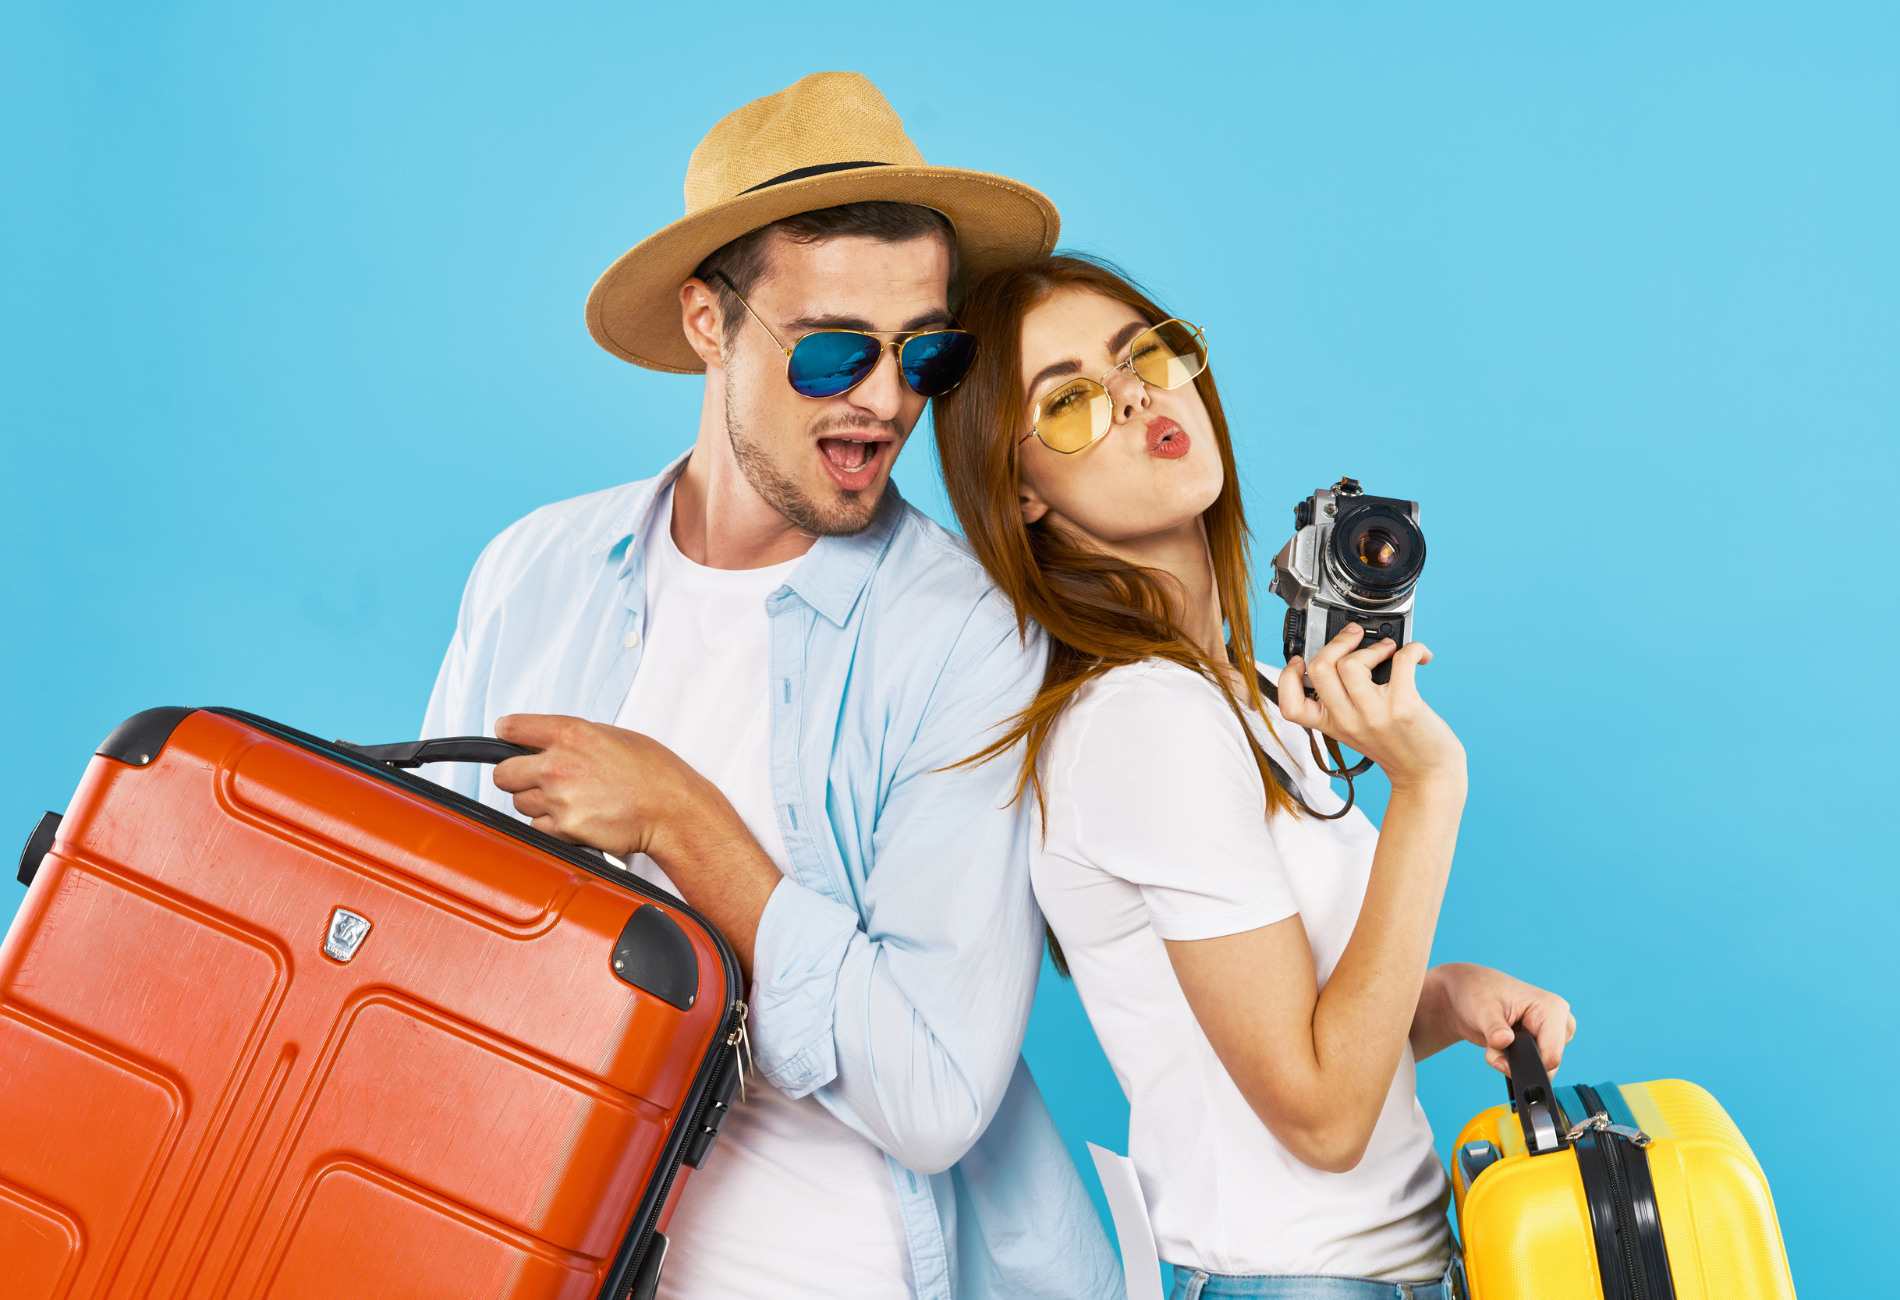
[{"xmin": 1269, "ymin": 478, "xmax": 1426, "ymax": 686}]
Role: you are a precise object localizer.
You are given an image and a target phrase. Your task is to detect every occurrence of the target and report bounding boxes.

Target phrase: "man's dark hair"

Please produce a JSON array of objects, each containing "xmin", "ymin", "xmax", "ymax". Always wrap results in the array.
[{"xmin": 693, "ymin": 201, "xmax": 959, "ymax": 349}]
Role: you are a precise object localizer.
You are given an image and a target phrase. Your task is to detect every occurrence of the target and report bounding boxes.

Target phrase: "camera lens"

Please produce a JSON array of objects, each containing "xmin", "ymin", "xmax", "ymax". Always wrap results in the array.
[
  {"xmin": 1324, "ymin": 503, "xmax": 1425, "ymax": 602},
  {"xmin": 1356, "ymin": 527, "xmax": 1401, "ymax": 569}
]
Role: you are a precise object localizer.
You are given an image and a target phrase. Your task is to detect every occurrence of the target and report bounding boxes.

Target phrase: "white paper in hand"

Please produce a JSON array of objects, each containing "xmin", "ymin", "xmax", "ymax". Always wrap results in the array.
[{"xmin": 1087, "ymin": 1142, "xmax": 1163, "ymax": 1300}]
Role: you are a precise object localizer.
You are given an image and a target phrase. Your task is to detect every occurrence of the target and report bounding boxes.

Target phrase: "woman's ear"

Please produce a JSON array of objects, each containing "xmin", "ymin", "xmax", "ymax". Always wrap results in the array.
[{"xmin": 1018, "ymin": 478, "xmax": 1051, "ymax": 526}]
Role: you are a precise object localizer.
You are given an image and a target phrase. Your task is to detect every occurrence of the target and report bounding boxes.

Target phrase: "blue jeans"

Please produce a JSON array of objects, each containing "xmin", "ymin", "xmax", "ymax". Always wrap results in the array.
[{"xmin": 1165, "ymin": 1263, "xmax": 1455, "ymax": 1300}]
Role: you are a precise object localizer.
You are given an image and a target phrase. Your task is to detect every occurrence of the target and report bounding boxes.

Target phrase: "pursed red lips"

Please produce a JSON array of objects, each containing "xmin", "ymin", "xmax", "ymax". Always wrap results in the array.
[
  {"xmin": 817, "ymin": 430, "xmax": 899, "ymax": 490},
  {"xmin": 1146, "ymin": 417, "xmax": 1190, "ymax": 459}
]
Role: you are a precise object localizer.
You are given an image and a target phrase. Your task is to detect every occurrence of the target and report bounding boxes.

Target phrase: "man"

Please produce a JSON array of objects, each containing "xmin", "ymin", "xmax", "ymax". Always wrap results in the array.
[{"xmin": 421, "ymin": 72, "xmax": 1121, "ymax": 1300}]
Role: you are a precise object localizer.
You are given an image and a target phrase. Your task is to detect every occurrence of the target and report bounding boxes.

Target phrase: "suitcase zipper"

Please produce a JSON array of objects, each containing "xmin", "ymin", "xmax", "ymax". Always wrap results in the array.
[
  {"xmin": 1596, "ymin": 1118, "xmax": 1646, "ymax": 1300},
  {"xmin": 726, "ymin": 1000, "xmax": 752, "ymax": 1102},
  {"xmin": 1566, "ymin": 1112, "xmax": 1653, "ymax": 1148},
  {"xmin": 1573, "ymin": 1084, "xmax": 1676, "ymax": 1300},
  {"xmin": 620, "ymin": 999, "xmax": 751, "ymax": 1299}
]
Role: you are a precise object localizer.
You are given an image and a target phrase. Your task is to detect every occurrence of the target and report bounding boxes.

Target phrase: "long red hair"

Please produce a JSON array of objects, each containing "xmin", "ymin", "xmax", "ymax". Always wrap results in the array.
[{"xmin": 934, "ymin": 255, "xmax": 1300, "ymax": 967}]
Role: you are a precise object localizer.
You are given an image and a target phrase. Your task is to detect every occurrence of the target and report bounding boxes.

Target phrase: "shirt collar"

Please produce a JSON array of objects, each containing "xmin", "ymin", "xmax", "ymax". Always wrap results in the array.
[
  {"xmin": 592, "ymin": 449, "xmax": 906, "ymax": 629},
  {"xmin": 782, "ymin": 481, "xmax": 906, "ymax": 628},
  {"xmin": 591, "ymin": 450, "xmax": 691, "ymax": 561}
]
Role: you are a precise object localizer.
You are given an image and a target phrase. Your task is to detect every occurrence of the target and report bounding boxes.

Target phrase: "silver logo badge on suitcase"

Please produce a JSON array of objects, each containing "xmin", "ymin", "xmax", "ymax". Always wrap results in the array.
[{"xmin": 323, "ymin": 908, "xmax": 373, "ymax": 962}]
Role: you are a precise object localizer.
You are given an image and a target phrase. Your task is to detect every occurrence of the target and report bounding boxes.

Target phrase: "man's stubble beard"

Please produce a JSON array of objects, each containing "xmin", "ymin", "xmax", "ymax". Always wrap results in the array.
[{"xmin": 723, "ymin": 364, "xmax": 895, "ymax": 537}]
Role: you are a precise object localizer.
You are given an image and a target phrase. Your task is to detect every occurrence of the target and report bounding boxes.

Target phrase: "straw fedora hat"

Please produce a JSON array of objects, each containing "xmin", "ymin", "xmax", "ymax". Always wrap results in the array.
[{"xmin": 584, "ymin": 71, "xmax": 1060, "ymax": 373}]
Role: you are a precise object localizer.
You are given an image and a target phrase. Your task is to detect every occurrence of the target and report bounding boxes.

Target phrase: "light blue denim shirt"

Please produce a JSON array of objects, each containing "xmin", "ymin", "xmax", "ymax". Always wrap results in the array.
[{"xmin": 420, "ymin": 452, "xmax": 1121, "ymax": 1300}]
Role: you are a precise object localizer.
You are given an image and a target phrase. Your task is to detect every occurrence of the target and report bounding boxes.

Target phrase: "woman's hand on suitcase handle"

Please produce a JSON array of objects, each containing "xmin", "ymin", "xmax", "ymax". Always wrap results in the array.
[
  {"xmin": 1411, "ymin": 962, "xmax": 1575, "ymax": 1076},
  {"xmin": 1276, "ymin": 623, "xmax": 1466, "ymax": 796},
  {"xmin": 491, "ymin": 713, "xmax": 780, "ymax": 976}
]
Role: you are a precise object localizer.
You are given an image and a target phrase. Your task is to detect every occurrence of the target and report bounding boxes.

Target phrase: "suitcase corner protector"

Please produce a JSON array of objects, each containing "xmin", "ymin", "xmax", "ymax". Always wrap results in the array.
[{"xmin": 96, "ymin": 706, "xmax": 198, "ymax": 767}]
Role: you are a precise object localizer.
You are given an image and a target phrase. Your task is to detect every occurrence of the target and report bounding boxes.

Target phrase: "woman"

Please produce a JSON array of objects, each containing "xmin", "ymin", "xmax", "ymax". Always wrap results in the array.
[{"xmin": 933, "ymin": 255, "xmax": 1574, "ymax": 1300}]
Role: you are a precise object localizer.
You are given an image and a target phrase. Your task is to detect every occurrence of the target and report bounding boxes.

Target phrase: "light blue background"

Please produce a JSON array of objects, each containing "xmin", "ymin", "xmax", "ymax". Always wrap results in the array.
[{"xmin": 4, "ymin": 3, "xmax": 1894, "ymax": 1291}]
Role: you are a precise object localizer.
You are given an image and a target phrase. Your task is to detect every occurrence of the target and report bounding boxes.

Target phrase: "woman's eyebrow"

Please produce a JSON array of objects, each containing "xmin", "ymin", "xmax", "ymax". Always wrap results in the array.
[
  {"xmin": 1025, "ymin": 321, "xmax": 1152, "ymax": 399},
  {"xmin": 1106, "ymin": 320, "xmax": 1149, "ymax": 355},
  {"xmin": 1026, "ymin": 358, "xmax": 1083, "ymax": 397}
]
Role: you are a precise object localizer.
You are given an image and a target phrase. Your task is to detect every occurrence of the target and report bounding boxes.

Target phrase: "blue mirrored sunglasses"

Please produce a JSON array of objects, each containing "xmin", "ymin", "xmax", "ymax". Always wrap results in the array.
[{"xmin": 715, "ymin": 273, "xmax": 980, "ymax": 399}]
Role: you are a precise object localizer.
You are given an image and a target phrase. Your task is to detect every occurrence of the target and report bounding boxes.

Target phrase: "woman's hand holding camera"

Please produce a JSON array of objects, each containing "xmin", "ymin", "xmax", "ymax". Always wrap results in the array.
[{"xmin": 1276, "ymin": 623, "xmax": 1466, "ymax": 796}]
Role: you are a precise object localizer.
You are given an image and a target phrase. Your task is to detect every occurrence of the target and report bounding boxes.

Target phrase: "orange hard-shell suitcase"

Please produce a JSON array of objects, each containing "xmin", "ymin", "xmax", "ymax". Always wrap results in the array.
[{"xmin": 2, "ymin": 706, "xmax": 744, "ymax": 1300}]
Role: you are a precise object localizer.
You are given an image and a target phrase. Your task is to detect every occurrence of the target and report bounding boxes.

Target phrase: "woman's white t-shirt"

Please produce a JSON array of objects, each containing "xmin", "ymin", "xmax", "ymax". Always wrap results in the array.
[{"xmin": 1032, "ymin": 659, "xmax": 1451, "ymax": 1282}]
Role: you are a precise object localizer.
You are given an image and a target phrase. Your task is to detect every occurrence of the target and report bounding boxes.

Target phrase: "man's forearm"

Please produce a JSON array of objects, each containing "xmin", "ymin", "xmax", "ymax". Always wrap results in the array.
[
  {"xmin": 650, "ymin": 795, "xmax": 781, "ymax": 980},
  {"xmin": 488, "ymin": 713, "xmax": 783, "ymax": 978}
]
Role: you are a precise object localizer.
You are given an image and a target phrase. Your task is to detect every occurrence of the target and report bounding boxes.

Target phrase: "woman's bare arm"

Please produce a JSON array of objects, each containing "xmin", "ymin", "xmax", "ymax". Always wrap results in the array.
[{"xmin": 1163, "ymin": 623, "xmax": 1464, "ymax": 1173}]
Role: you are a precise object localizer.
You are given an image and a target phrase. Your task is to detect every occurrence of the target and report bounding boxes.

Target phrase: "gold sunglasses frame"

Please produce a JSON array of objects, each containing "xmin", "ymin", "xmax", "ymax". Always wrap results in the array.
[
  {"xmin": 1019, "ymin": 319, "xmax": 1209, "ymax": 454},
  {"xmin": 714, "ymin": 273, "xmax": 980, "ymax": 401}
]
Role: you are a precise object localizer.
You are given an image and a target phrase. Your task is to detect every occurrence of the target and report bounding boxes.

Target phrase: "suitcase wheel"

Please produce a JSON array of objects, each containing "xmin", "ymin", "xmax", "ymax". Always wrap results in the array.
[{"xmin": 16, "ymin": 811, "xmax": 60, "ymax": 887}]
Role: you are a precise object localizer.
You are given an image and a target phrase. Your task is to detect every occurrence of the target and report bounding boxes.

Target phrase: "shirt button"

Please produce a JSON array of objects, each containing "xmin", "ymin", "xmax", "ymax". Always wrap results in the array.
[{"xmin": 623, "ymin": 630, "xmax": 641, "ymax": 649}]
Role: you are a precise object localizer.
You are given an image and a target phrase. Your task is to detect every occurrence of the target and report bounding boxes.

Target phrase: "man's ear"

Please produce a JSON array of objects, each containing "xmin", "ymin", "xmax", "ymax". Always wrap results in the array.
[
  {"xmin": 1018, "ymin": 477, "xmax": 1051, "ymax": 526},
  {"xmin": 680, "ymin": 278, "xmax": 724, "ymax": 369}
]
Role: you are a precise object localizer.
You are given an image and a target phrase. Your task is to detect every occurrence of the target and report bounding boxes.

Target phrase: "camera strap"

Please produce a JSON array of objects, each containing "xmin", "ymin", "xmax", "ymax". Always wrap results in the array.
[{"xmin": 1252, "ymin": 668, "xmax": 1375, "ymax": 822}]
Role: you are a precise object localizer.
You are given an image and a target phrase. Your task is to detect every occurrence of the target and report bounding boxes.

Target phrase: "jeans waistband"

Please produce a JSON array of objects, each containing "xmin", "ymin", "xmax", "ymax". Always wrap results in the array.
[{"xmin": 1165, "ymin": 1264, "xmax": 1451, "ymax": 1300}]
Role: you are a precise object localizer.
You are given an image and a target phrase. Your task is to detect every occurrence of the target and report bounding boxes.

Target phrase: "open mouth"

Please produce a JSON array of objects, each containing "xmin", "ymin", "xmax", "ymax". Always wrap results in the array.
[{"xmin": 818, "ymin": 435, "xmax": 891, "ymax": 489}]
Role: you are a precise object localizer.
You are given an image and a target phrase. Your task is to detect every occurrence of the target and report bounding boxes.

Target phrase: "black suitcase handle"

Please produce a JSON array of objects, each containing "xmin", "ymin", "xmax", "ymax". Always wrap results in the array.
[
  {"xmin": 335, "ymin": 737, "xmax": 533, "ymax": 769},
  {"xmin": 332, "ymin": 734, "xmax": 616, "ymax": 867},
  {"xmin": 1505, "ymin": 1022, "xmax": 1570, "ymax": 1155}
]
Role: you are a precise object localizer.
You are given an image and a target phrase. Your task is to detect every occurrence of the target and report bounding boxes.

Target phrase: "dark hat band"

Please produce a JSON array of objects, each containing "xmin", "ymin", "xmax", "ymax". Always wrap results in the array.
[{"xmin": 738, "ymin": 160, "xmax": 891, "ymax": 195}]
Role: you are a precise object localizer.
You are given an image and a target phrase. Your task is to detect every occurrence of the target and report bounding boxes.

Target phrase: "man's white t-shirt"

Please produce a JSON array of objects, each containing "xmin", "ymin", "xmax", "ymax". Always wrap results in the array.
[
  {"xmin": 611, "ymin": 484, "xmax": 912, "ymax": 1299},
  {"xmin": 1032, "ymin": 659, "xmax": 1452, "ymax": 1283}
]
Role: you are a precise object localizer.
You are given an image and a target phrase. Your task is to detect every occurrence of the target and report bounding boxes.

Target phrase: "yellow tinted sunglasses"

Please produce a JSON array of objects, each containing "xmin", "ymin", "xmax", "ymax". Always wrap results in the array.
[{"xmin": 1020, "ymin": 319, "xmax": 1209, "ymax": 454}]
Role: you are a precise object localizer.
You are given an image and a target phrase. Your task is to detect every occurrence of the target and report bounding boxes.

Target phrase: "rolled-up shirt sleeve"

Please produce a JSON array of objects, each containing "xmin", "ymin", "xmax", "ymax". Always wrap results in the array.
[{"xmin": 746, "ymin": 593, "xmax": 1046, "ymax": 1176}]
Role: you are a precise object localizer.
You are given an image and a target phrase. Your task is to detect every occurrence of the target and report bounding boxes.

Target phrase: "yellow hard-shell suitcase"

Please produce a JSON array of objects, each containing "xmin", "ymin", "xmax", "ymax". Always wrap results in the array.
[{"xmin": 1449, "ymin": 1030, "xmax": 1796, "ymax": 1300}]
